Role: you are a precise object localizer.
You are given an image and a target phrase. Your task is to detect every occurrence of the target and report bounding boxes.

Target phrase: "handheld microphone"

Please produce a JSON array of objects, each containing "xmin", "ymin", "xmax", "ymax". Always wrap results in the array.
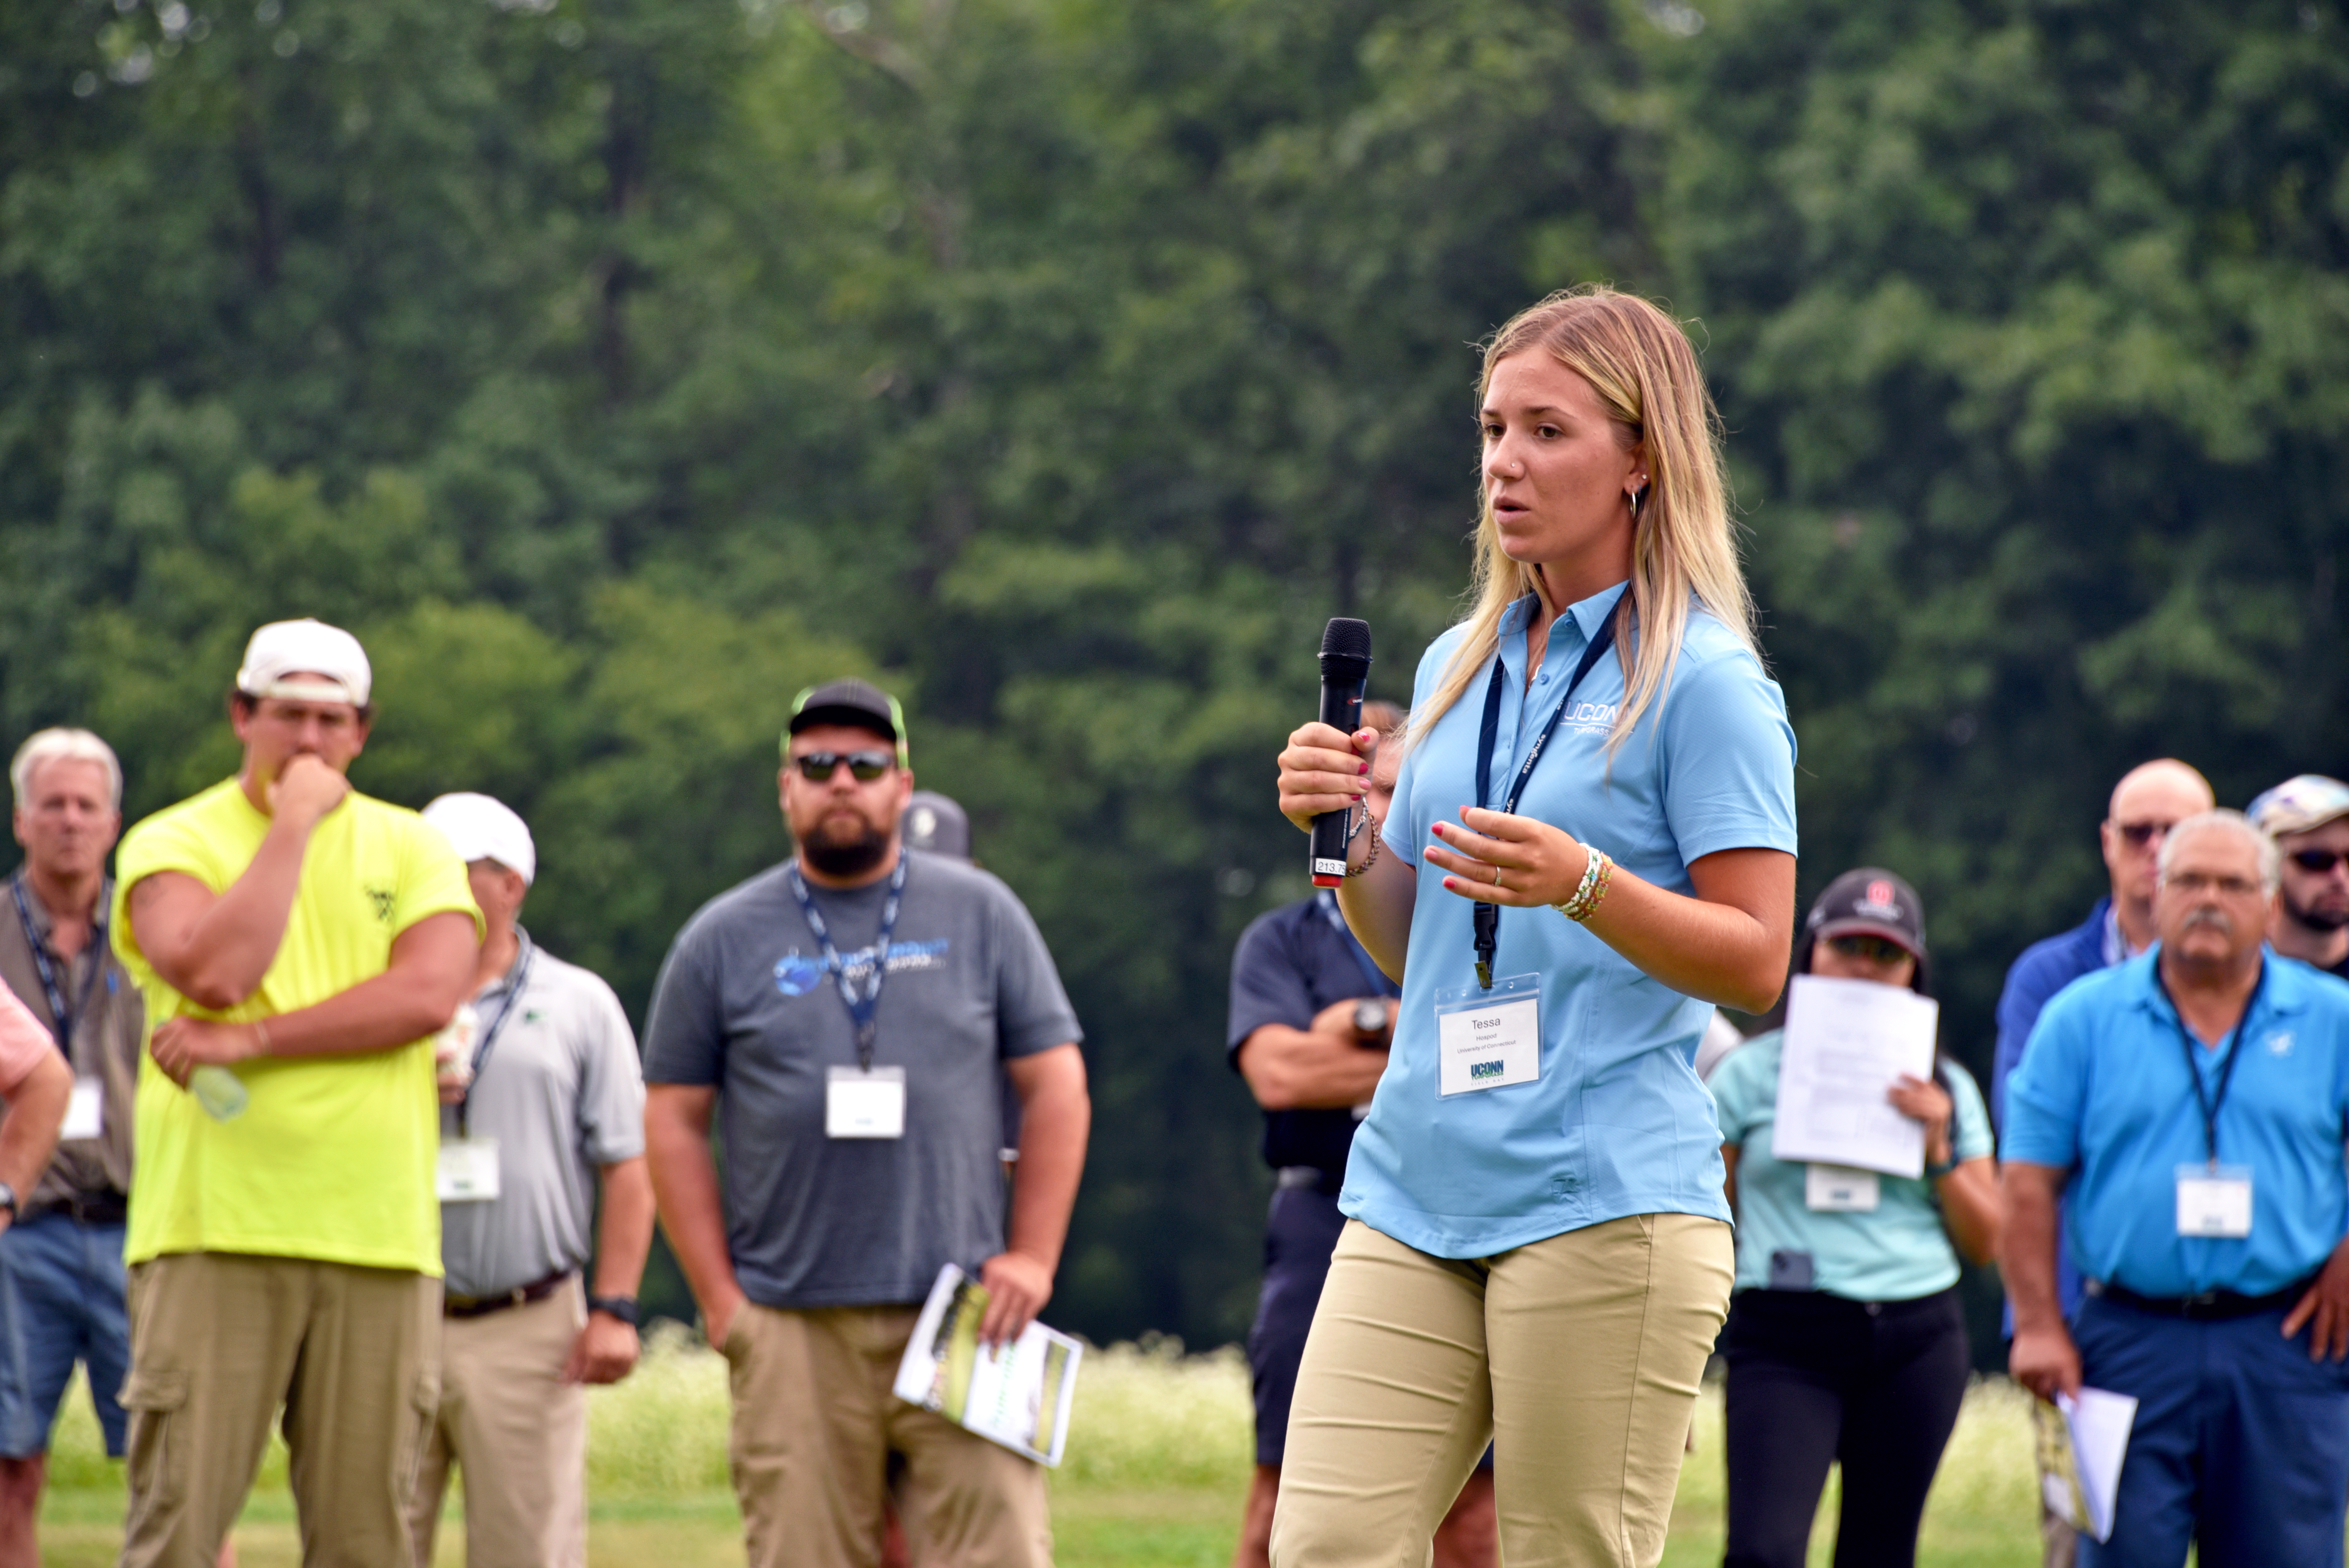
[{"xmin": 1309, "ymin": 618, "xmax": 1373, "ymax": 888}]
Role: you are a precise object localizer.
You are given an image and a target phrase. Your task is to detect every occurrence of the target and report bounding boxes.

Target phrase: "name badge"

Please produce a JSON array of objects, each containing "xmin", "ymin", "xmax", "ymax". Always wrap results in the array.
[
  {"xmin": 827, "ymin": 1066, "xmax": 907, "ymax": 1139},
  {"xmin": 1434, "ymin": 976, "xmax": 1541, "ymax": 1096},
  {"xmin": 436, "ymin": 1137, "xmax": 501, "ymax": 1203},
  {"xmin": 1805, "ymin": 1163, "xmax": 1880, "ymax": 1212},
  {"xmin": 2176, "ymin": 1163, "xmax": 2252, "ymax": 1238},
  {"xmin": 61, "ymin": 1077, "xmax": 103, "ymax": 1142}
]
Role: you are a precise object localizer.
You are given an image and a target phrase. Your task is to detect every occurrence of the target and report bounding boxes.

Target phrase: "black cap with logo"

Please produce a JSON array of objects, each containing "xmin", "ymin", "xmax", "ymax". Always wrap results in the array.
[
  {"xmin": 1804, "ymin": 867, "xmax": 1927, "ymax": 958},
  {"xmin": 784, "ymin": 678, "xmax": 909, "ymax": 769}
]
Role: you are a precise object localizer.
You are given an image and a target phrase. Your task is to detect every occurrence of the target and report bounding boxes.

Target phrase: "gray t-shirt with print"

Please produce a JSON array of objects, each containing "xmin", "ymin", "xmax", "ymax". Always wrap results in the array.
[{"xmin": 642, "ymin": 850, "xmax": 1082, "ymax": 1310}]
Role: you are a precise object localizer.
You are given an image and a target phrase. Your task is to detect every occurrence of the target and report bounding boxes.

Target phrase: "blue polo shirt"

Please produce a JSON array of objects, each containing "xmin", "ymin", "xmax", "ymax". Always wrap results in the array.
[
  {"xmin": 2003, "ymin": 950, "xmax": 2349, "ymax": 1300},
  {"xmin": 1340, "ymin": 583, "xmax": 1799, "ymax": 1259}
]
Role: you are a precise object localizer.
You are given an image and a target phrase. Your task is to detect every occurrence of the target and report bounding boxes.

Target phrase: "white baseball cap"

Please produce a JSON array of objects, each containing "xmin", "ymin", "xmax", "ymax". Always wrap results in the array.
[
  {"xmin": 235, "ymin": 618, "xmax": 372, "ymax": 707},
  {"xmin": 421, "ymin": 793, "xmax": 536, "ymax": 886}
]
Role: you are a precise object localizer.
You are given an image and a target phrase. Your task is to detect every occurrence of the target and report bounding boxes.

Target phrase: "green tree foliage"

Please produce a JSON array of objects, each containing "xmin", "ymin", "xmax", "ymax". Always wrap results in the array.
[{"xmin": 4, "ymin": 0, "xmax": 2343, "ymax": 1345}]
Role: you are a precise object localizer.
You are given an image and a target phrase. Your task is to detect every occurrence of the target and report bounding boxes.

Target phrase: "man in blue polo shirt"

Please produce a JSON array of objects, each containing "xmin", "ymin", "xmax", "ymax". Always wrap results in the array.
[
  {"xmin": 1225, "ymin": 702, "xmax": 1495, "ymax": 1568},
  {"xmin": 2003, "ymin": 809, "xmax": 2349, "ymax": 1568}
]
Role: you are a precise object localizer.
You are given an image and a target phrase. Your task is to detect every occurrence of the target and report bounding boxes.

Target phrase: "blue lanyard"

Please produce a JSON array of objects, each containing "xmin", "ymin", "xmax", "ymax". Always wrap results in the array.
[
  {"xmin": 9, "ymin": 871, "xmax": 109, "ymax": 1055},
  {"xmin": 455, "ymin": 930, "xmax": 534, "ymax": 1140},
  {"xmin": 1317, "ymin": 890, "xmax": 1397, "ymax": 999},
  {"xmin": 786, "ymin": 854, "xmax": 909, "ymax": 1071},
  {"xmin": 2155, "ymin": 958, "xmax": 2263, "ymax": 1169},
  {"xmin": 1467, "ymin": 600, "xmax": 1623, "ymax": 987}
]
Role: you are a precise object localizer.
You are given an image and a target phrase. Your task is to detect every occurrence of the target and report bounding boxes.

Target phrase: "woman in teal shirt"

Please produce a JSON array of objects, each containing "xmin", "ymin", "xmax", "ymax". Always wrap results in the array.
[
  {"xmin": 1273, "ymin": 287, "xmax": 1798, "ymax": 1566},
  {"xmin": 1710, "ymin": 868, "xmax": 2001, "ymax": 1568}
]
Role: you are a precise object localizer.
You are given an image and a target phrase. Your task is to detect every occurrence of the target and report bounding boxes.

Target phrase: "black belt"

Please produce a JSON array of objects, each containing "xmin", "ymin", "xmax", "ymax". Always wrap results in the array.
[
  {"xmin": 22, "ymin": 1191, "xmax": 128, "ymax": 1226},
  {"xmin": 2087, "ymin": 1273, "xmax": 2317, "ymax": 1322},
  {"xmin": 444, "ymin": 1269, "xmax": 574, "ymax": 1319}
]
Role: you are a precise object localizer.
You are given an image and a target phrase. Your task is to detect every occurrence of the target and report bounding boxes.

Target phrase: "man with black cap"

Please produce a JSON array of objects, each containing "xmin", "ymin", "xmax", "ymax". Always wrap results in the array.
[
  {"xmin": 2247, "ymin": 774, "xmax": 2349, "ymax": 979},
  {"xmin": 643, "ymin": 679, "xmax": 1090, "ymax": 1568}
]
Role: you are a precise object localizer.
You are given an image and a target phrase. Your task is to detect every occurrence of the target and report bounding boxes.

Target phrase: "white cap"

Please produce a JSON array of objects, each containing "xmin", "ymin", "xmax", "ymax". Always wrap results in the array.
[
  {"xmin": 235, "ymin": 618, "xmax": 372, "ymax": 707},
  {"xmin": 421, "ymin": 792, "xmax": 536, "ymax": 886}
]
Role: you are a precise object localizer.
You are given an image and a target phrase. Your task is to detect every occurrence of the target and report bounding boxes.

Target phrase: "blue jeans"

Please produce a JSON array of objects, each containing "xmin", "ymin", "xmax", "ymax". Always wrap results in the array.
[
  {"xmin": 0, "ymin": 1212, "xmax": 130, "ymax": 1458},
  {"xmin": 2075, "ymin": 1292, "xmax": 2349, "ymax": 1568}
]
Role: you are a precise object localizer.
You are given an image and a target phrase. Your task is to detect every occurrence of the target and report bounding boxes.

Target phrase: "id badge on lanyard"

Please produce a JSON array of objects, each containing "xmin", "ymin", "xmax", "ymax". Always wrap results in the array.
[
  {"xmin": 1433, "ymin": 975, "xmax": 1542, "ymax": 1095},
  {"xmin": 788, "ymin": 858, "xmax": 911, "ymax": 1140},
  {"xmin": 2162, "ymin": 966, "xmax": 2260, "ymax": 1241},
  {"xmin": 1805, "ymin": 1164, "xmax": 1881, "ymax": 1212},
  {"xmin": 2176, "ymin": 1164, "xmax": 2253, "ymax": 1238},
  {"xmin": 437, "ymin": 1137, "xmax": 501, "ymax": 1202}
]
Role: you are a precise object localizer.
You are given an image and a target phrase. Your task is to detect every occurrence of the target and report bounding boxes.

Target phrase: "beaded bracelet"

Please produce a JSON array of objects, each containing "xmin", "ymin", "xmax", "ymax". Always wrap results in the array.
[
  {"xmin": 1344, "ymin": 804, "xmax": 1383, "ymax": 877},
  {"xmin": 1554, "ymin": 849, "xmax": 1614, "ymax": 923}
]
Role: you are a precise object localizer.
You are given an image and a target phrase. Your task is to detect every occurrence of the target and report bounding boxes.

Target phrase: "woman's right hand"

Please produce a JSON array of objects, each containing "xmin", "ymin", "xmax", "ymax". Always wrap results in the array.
[{"xmin": 1278, "ymin": 722, "xmax": 1378, "ymax": 834}]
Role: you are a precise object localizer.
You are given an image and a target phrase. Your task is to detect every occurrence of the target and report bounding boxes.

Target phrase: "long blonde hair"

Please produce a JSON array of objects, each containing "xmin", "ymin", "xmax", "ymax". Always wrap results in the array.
[{"xmin": 1407, "ymin": 287, "xmax": 1756, "ymax": 756}]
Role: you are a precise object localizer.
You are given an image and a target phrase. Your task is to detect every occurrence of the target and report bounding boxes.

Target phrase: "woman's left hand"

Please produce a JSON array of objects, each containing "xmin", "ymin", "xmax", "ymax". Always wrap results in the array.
[
  {"xmin": 1888, "ymin": 1074, "xmax": 1954, "ymax": 1166},
  {"xmin": 1424, "ymin": 807, "xmax": 1592, "ymax": 907}
]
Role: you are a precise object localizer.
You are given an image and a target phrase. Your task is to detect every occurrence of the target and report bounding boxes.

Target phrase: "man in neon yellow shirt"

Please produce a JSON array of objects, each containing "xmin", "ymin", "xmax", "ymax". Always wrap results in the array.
[{"xmin": 110, "ymin": 619, "xmax": 481, "ymax": 1568}]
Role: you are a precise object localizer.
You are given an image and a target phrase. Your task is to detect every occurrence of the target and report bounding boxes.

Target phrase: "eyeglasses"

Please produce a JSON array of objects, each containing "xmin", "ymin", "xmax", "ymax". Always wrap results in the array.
[
  {"xmin": 2290, "ymin": 848, "xmax": 2349, "ymax": 874},
  {"xmin": 1827, "ymin": 933, "xmax": 1912, "ymax": 966},
  {"xmin": 791, "ymin": 750, "xmax": 895, "ymax": 783},
  {"xmin": 2162, "ymin": 872, "xmax": 2263, "ymax": 898},
  {"xmin": 2114, "ymin": 820, "xmax": 2180, "ymax": 848}
]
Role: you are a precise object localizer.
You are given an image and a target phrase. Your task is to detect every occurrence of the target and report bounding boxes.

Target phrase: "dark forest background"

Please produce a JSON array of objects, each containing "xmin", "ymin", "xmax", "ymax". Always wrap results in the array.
[{"xmin": 5, "ymin": 0, "xmax": 2347, "ymax": 1352}]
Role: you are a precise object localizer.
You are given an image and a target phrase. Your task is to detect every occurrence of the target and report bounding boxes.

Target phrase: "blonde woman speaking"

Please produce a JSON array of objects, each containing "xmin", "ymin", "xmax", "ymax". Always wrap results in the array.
[{"xmin": 1271, "ymin": 288, "xmax": 1798, "ymax": 1567}]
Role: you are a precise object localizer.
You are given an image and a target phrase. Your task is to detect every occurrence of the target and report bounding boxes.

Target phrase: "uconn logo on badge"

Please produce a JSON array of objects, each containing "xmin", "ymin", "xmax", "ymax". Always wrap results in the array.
[{"xmin": 1469, "ymin": 1060, "xmax": 1505, "ymax": 1081}]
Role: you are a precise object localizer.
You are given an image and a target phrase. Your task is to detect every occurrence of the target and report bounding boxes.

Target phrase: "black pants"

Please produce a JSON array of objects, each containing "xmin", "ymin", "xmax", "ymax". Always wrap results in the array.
[{"xmin": 1721, "ymin": 1286, "xmax": 1969, "ymax": 1568}]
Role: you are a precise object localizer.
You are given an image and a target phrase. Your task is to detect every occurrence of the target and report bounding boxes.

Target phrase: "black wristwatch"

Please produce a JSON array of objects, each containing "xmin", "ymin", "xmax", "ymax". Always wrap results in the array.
[
  {"xmin": 1353, "ymin": 998, "xmax": 1392, "ymax": 1043},
  {"xmin": 587, "ymin": 1294, "xmax": 640, "ymax": 1326}
]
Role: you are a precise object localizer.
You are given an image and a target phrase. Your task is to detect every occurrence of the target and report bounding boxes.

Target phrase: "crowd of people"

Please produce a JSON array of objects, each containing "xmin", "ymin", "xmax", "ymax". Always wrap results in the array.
[
  {"xmin": 2, "ymin": 281, "xmax": 2346, "ymax": 1568},
  {"xmin": 4, "ymin": 643, "xmax": 1087, "ymax": 1568}
]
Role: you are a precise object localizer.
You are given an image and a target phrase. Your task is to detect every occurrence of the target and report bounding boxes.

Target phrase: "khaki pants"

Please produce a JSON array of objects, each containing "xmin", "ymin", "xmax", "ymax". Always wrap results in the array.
[
  {"xmin": 722, "ymin": 1301, "xmax": 1052, "ymax": 1568},
  {"xmin": 1269, "ymin": 1215, "xmax": 1733, "ymax": 1568},
  {"xmin": 119, "ymin": 1251, "xmax": 442, "ymax": 1568},
  {"xmin": 409, "ymin": 1276, "xmax": 589, "ymax": 1568}
]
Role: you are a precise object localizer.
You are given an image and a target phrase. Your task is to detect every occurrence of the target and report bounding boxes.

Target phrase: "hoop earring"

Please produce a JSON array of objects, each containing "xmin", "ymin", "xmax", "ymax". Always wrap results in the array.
[{"xmin": 1627, "ymin": 486, "xmax": 1643, "ymax": 519}]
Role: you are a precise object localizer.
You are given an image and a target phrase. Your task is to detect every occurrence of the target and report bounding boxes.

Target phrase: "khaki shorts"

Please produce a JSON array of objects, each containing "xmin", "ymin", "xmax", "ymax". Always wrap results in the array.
[
  {"xmin": 722, "ymin": 1300, "xmax": 1052, "ymax": 1568},
  {"xmin": 410, "ymin": 1276, "xmax": 589, "ymax": 1568},
  {"xmin": 1269, "ymin": 1214, "xmax": 1732, "ymax": 1568},
  {"xmin": 119, "ymin": 1251, "xmax": 442, "ymax": 1568}
]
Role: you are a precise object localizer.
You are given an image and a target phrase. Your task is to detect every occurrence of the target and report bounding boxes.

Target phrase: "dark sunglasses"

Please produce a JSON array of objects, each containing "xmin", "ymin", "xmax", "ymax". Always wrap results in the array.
[
  {"xmin": 791, "ymin": 750, "xmax": 895, "ymax": 783},
  {"xmin": 2291, "ymin": 848, "xmax": 2349, "ymax": 874},
  {"xmin": 2115, "ymin": 820, "xmax": 2179, "ymax": 848},
  {"xmin": 1826, "ymin": 933, "xmax": 1912, "ymax": 965}
]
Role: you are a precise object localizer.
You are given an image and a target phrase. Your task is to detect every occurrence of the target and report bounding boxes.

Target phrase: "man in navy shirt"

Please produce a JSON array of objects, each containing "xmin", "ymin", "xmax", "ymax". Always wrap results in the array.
[
  {"xmin": 1224, "ymin": 703, "xmax": 1494, "ymax": 1568},
  {"xmin": 2004, "ymin": 809, "xmax": 2349, "ymax": 1568}
]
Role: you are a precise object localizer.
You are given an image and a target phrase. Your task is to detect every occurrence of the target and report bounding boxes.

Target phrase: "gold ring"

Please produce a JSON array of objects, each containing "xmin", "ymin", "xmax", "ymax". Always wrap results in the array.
[{"xmin": 1492, "ymin": 863, "xmax": 1504, "ymax": 886}]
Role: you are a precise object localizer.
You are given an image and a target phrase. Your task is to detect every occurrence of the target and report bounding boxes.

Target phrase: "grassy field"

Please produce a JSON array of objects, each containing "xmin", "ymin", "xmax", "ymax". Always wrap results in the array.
[{"xmin": 36, "ymin": 1327, "xmax": 2046, "ymax": 1566}]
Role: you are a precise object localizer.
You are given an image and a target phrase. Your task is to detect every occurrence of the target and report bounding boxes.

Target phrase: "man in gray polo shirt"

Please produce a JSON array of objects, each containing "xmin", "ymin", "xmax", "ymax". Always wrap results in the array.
[
  {"xmin": 644, "ymin": 679, "xmax": 1090, "ymax": 1568},
  {"xmin": 410, "ymin": 793, "xmax": 654, "ymax": 1568}
]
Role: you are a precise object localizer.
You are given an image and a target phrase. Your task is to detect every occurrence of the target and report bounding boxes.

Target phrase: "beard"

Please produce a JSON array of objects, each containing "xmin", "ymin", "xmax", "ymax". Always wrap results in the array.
[
  {"xmin": 800, "ymin": 814, "xmax": 891, "ymax": 878},
  {"xmin": 2285, "ymin": 886, "xmax": 2349, "ymax": 933}
]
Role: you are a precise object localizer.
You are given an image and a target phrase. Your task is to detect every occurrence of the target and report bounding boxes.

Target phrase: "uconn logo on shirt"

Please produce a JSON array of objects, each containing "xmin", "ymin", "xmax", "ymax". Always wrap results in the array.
[
  {"xmin": 774, "ymin": 939, "xmax": 952, "ymax": 998},
  {"xmin": 1559, "ymin": 700, "xmax": 1619, "ymax": 736}
]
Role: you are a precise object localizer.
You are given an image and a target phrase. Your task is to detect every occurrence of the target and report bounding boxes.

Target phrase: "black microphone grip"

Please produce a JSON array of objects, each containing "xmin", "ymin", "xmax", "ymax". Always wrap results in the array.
[{"xmin": 1309, "ymin": 618, "xmax": 1373, "ymax": 888}]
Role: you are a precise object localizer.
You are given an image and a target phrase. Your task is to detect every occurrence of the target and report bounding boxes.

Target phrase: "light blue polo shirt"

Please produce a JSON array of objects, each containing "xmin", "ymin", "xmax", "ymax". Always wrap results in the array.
[
  {"xmin": 2003, "ymin": 950, "xmax": 2349, "ymax": 1300},
  {"xmin": 1340, "ymin": 583, "xmax": 1799, "ymax": 1259},
  {"xmin": 1712, "ymin": 1030, "xmax": 1994, "ymax": 1301}
]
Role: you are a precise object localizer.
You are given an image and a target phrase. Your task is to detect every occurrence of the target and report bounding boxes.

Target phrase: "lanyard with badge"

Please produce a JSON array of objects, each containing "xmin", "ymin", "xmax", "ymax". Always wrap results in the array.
[
  {"xmin": 436, "ymin": 935, "xmax": 535, "ymax": 1203},
  {"xmin": 11, "ymin": 872, "xmax": 111, "ymax": 1142},
  {"xmin": 2160, "ymin": 963, "xmax": 2262, "ymax": 1239},
  {"xmin": 1432, "ymin": 605, "xmax": 1620, "ymax": 1097},
  {"xmin": 790, "ymin": 855, "xmax": 911, "ymax": 1139}
]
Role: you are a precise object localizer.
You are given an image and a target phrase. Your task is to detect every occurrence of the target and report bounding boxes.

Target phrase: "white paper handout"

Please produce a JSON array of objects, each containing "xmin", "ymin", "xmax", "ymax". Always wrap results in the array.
[
  {"xmin": 893, "ymin": 1264, "xmax": 1083, "ymax": 1467},
  {"xmin": 2034, "ymin": 1387, "xmax": 2137, "ymax": 1543},
  {"xmin": 1769, "ymin": 975, "xmax": 1940, "ymax": 1178}
]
